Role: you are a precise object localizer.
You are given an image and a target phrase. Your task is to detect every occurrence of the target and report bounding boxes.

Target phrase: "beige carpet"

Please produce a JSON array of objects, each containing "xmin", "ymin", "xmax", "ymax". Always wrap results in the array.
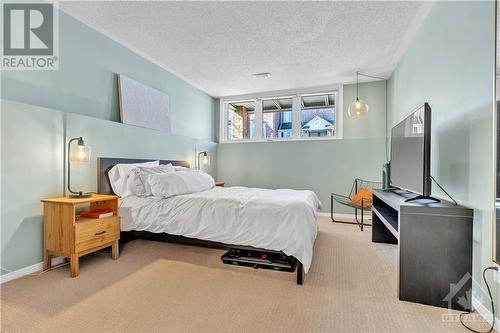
[{"xmin": 0, "ymin": 217, "xmax": 487, "ymax": 332}]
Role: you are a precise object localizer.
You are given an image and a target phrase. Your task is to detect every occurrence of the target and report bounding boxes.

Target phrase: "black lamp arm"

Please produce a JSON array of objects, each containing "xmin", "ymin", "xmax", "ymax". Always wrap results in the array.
[{"xmin": 67, "ymin": 137, "xmax": 82, "ymax": 196}]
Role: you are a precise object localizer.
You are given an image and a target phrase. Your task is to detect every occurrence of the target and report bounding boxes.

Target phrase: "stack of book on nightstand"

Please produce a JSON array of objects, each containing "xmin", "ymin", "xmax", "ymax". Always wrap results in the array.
[{"xmin": 79, "ymin": 209, "xmax": 113, "ymax": 219}]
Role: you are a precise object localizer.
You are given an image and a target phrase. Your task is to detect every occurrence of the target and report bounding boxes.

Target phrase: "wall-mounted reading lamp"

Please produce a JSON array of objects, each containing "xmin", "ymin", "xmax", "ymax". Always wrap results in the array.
[
  {"xmin": 67, "ymin": 137, "xmax": 92, "ymax": 197},
  {"xmin": 197, "ymin": 151, "xmax": 209, "ymax": 170}
]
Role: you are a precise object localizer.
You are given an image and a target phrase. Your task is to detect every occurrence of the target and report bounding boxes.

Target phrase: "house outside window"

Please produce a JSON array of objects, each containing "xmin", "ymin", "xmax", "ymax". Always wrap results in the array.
[
  {"xmin": 300, "ymin": 94, "xmax": 336, "ymax": 138},
  {"xmin": 262, "ymin": 97, "xmax": 293, "ymax": 139},
  {"xmin": 226, "ymin": 101, "xmax": 255, "ymax": 141},
  {"xmin": 221, "ymin": 87, "xmax": 342, "ymax": 142}
]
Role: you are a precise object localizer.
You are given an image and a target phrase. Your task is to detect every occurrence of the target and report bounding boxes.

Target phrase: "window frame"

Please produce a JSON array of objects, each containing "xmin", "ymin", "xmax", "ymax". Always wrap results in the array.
[
  {"xmin": 219, "ymin": 85, "xmax": 343, "ymax": 143},
  {"xmin": 261, "ymin": 95, "xmax": 294, "ymax": 140},
  {"xmin": 221, "ymin": 99, "xmax": 258, "ymax": 142}
]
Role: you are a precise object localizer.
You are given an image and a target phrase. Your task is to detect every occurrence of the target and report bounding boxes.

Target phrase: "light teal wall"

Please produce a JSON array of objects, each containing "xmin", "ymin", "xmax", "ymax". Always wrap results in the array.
[
  {"xmin": 344, "ymin": 81, "xmax": 388, "ymax": 143},
  {"xmin": 387, "ymin": 1, "xmax": 495, "ymax": 314},
  {"xmin": 1, "ymin": 10, "xmax": 217, "ymax": 141},
  {"xmin": 1, "ymin": 100, "xmax": 216, "ymax": 274},
  {"xmin": 217, "ymin": 81, "xmax": 387, "ymax": 213},
  {"xmin": 0, "ymin": 8, "xmax": 217, "ymax": 273}
]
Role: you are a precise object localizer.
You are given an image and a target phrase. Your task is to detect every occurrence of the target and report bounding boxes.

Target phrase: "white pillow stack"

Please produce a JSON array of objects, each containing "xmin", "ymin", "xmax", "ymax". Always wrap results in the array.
[
  {"xmin": 127, "ymin": 164, "xmax": 175, "ymax": 197},
  {"xmin": 108, "ymin": 161, "xmax": 159, "ymax": 197},
  {"xmin": 108, "ymin": 163, "xmax": 214, "ymax": 198}
]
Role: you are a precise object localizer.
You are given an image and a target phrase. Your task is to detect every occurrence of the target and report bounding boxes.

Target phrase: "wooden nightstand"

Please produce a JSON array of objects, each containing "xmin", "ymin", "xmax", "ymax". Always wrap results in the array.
[
  {"xmin": 41, "ymin": 194, "xmax": 120, "ymax": 277},
  {"xmin": 215, "ymin": 181, "xmax": 225, "ymax": 187}
]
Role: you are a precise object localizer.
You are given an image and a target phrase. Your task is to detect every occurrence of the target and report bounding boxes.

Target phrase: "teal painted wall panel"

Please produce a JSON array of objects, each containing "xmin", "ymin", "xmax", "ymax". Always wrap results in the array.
[
  {"xmin": 0, "ymin": 6, "xmax": 217, "ymax": 274},
  {"xmin": 217, "ymin": 81, "xmax": 388, "ymax": 213},
  {"xmin": 343, "ymin": 81, "xmax": 388, "ymax": 144},
  {"xmin": 1, "ymin": 102, "xmax": 64, "ymax": 273},
  {"xmin": 1, "ymin": 100, "xmax": 217, "ymax": 273},
  {"xmin": 217, "ymin": 138, "xmax": 385, "ymax": 214},
  {"xmin": 387, "ymin": 1, "xmax": 495, "ymax": 313},
  {"xmin": 1, "ymin": 10, "xmax": 216, "ymax": 141}
]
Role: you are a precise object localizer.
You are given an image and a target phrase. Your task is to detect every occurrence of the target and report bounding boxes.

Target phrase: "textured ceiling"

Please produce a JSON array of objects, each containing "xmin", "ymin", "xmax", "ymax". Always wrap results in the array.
[{"xmin": 60, "ymin": 1, "xmax": 431, "ymax": 97}]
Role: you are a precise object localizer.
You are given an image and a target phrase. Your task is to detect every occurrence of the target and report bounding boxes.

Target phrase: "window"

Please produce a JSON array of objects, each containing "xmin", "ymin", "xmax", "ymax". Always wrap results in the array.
[
  {"xmin": 221, "ymin": 88, "xmax": 341, "ymax": 142},
  {"xmin": 262, "ymin": 97, "xmax": 293, "ymax": 139},
  {"xmin": 226, "ymin": 101, "xmax": 255, "ymax": 141},
  {"xmin": 300, "ymin": 93, "xmax": 336, "ymax": 138}
]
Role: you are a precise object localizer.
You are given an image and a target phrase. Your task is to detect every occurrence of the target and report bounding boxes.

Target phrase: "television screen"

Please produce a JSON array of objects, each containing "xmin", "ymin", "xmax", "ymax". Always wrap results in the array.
[{"xmin": 390, "ymin": 103, "xmax": 431, "ymax": 196}]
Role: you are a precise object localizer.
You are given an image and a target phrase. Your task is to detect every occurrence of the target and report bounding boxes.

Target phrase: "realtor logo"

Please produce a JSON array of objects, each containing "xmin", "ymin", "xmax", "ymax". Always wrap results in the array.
[
  {"xmin": 4, "ymin": 3, "xmax": 53, "ymax": 55},
  {"xmin": 1, "ymin": 2, "xmax": 58, "ymax": 70}
]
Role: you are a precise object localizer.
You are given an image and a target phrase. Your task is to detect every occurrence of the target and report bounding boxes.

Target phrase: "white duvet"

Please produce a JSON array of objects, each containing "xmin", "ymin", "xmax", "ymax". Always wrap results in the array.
[{"xmin": 120, "ymin": 186, "xmax": 321, "ymax": 272}]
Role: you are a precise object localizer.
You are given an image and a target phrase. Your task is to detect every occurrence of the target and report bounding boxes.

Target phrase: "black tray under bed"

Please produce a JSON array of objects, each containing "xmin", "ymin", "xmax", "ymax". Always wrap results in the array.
[{"xmin": 221, "ymin": 248, "xmax": 297, "ymax": 272}]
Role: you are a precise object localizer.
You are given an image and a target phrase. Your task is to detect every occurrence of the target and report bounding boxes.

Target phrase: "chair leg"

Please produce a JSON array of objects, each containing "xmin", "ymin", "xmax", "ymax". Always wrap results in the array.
[
  {"xmin": 331, "ymin": 197, "xmax": 373, "ymax": 228},
  {"xmin": 332, "ymin": 203, "xmax": 363, "ymax": 225},
  {"xmin": 332, "ymin": 202, "xmax": 343, "ymax": 223},
  {"xmin": 361, "ymin": 203, "xmax": 364, "ymax": 231},
  {"xmin": 330, "ymin": 195, "xmax": 334, "ymax": 222}
]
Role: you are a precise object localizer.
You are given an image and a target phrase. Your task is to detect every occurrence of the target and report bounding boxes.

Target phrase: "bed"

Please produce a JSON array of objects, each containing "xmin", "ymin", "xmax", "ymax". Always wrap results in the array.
[{"xmin": 97, "ymin": 157, "xmax": 320, "ymax": 285}]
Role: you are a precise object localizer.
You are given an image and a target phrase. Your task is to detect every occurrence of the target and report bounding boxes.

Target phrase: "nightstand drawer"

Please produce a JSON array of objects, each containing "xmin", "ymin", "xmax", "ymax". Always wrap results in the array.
[{"xmin": 75, "ymin": 216, "xmax": 120, "ymax": 252}]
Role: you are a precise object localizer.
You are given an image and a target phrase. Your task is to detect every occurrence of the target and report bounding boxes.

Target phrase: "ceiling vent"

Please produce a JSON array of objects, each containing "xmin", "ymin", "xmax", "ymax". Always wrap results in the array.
[{"xmin": 252, "ymin": 72, "xmax": 271, "ymax": 78}]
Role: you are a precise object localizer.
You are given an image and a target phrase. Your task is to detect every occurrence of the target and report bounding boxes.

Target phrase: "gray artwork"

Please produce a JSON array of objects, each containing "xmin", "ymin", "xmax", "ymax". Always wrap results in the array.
[{"xmin": 118, "ymin": 74, "xmax": 171, "ymax": 132}]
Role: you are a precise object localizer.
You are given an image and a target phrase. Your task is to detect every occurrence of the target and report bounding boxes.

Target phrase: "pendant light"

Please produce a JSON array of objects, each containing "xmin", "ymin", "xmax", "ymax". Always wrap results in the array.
[
  {"xmin": 346, "ymin": 71, "xmax": 389, "ymax": 161},
  {"xmin": 348, "ymin": 71, "xmax": 369, "ymax": 119}
]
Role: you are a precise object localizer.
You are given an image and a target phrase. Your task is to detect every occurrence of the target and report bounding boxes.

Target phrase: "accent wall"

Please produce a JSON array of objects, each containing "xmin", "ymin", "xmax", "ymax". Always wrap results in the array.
[
  {"xmin": 1, "ymin": 9, "xmax": 217, "ymax": 274},
  {"xmin": 387, "ymin": 1, "xmax": 495, "ymax": 317},
  {"xmin": 216, "ymin": 80, "xmax": 388, "ymax": 214}
]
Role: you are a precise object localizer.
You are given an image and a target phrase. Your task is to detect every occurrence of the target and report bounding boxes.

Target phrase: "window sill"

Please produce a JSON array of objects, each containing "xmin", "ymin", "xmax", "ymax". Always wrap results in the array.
[{"xmin": 219, "ymin": 136, "xmax": 342, "ymax": 144}]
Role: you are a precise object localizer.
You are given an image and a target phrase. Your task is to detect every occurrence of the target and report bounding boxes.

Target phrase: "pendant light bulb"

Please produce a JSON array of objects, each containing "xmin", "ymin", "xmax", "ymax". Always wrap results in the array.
[{"xmin": 348, "ymin": 72, "xmax": 370, "ymax": 119}]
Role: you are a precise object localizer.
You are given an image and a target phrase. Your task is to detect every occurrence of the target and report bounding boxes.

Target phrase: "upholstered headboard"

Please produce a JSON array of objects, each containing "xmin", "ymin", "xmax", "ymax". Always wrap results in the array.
[{"xmin": 97, "ymin": 157, "xmax": 190, "ymax": 195}]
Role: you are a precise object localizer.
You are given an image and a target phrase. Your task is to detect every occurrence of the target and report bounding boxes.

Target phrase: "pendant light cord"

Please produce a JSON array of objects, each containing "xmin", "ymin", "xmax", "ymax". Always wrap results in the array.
[
  {"xmin": 357, "ymin": 72, "xmax": 387, "ymax": 81},
  {"xmin": 356, "ymin": 71, "xmax": 359, "ymax": 100}
]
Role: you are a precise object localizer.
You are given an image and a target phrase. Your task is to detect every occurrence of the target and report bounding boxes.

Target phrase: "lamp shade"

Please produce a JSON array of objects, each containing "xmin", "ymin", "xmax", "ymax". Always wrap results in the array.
[
  {"xmin": 69, "ymin": 139, "xmax": 91, "ymax": 163},
  {"xmin": 197, "ymin": 151, "xmax": 209, "ymax": 169},
  {"xmin": 348, "ymin": 98, "xmax": 369, "ymax": 119},
  {"xmin": 202, "ymin": 154, "xmax": 210, "ymax": 166}
]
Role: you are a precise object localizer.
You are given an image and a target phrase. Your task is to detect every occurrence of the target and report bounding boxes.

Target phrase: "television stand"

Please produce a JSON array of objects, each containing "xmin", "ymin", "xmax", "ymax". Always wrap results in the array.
[
  {"xmin": 404, "ymin": 195, "xmax": 441, "ymax": 203},
  {"xmin": 372, "ymin": 189, "xmax": 473, "ymax": 310},
  {"xmin": 381, "ymin": 187, "xmax": 399, "ymax": 192}
]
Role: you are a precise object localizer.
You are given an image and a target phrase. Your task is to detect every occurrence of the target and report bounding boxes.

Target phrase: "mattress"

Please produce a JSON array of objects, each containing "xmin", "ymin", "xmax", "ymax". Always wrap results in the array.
[{"xmin": 119, "ymin": 186, "xmax": 321, "ymax": 272}]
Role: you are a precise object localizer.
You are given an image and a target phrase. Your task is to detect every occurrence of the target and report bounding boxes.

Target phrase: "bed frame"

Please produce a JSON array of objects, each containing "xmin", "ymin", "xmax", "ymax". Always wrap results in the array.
[{"xmin": 97, "ymin": 157, "xmax": 305, "ymax": 285}]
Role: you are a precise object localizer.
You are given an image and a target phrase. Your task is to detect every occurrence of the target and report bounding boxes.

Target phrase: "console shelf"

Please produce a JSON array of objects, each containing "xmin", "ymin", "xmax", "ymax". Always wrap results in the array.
[
  {"xmin": 372, "ymin": 189, "xmax": 473, "ymax": 310},
  {"xmin": 372, "ymin": 206, "xmax": 398, "ymax": 239}
]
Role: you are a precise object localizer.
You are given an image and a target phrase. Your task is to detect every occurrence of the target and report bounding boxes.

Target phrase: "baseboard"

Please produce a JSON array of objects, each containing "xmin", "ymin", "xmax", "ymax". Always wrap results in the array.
[
  {"xmin": 472, "ymin": 296, "xmax": 499, "ymax": 332},
  {"xmin": 0, "ymin": 256, "xmax": 66, "ymax": 284},
  {"xmin": 317, "ymin": 212, "xmax": 372, "ymax": 221}
]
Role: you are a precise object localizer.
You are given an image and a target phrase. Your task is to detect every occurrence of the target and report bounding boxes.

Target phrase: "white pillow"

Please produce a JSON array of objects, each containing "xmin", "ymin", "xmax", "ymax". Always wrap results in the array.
[
  {"xmin": 108, "ymin": 161, "xmax": 159, "ymax": 197},
  {"xmin": 174, "ymin": 166, "xmax": 195, "ymax": 172},
  {"xmin": 149, "ymin": 170, "xmax": 215, "ymax": 198},
  {"xmin": 127, "ymin": 164, "xmax": 175, "ymax": 197}
]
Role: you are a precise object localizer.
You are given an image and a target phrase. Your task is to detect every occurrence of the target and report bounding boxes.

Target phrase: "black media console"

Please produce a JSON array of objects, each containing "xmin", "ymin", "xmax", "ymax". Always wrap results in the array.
[{"xmin": 372, "ymin": 189, "xmax": 473, "ymax": 310}]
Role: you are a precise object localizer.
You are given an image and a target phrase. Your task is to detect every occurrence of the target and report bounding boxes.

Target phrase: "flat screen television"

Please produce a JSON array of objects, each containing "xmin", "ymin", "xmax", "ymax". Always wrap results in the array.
[{"xmin": 390, "ymin": 103, "xmax": 431, "ymax": 197}]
